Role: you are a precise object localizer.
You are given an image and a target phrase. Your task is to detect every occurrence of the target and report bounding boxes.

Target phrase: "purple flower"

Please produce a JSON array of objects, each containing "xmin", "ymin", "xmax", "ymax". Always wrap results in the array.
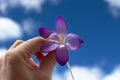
[{"xmin": 39, "ymin": 16, "xmax": 84, "ymax": 66}]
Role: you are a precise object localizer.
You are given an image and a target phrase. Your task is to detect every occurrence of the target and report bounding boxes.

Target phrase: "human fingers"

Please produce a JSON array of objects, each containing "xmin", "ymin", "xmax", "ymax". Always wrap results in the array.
[
  {"xmin": 10, "ymin": 40, "xmax": 24, "ymax": 49},
  {"xmin": 15, "ymin": 37, "xmax": 53, "ymax": 58}
]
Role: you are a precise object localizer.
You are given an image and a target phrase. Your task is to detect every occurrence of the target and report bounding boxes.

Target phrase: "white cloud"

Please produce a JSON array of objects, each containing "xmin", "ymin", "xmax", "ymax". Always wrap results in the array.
[
  {"xmin": 0, "ymin": 48, "xmax": 7, "ymax": 57},
  {"xmin": 0, "ymin": 0, "xmax": 62, "ymax": 13},
  {"xmin": 22, "ymin": 19, "xmax": 39, "ymax": 35},
  {"xmin": 105, "ymin": 0, "xmax": 120, "ymax": 17},
  {"xmin": 103, "ymin": 66, "xmax": 120, "ymax": 80},
  {"xmin": 52, "ymin": 65, "xmax": 120, "ymax": 80},
  {"xmin": 65, "ymin": 66, "xmax": 102, "ymax": 80},
  {"xmin": 20, "ymin": 0, "xmax": 46, "ymax": 11},
  {"xmin": 0, "ymin": 2, "xmax": 7, "ymax": 13},
  {"xmin": 49, "ymin": 0, "xmax": 62, "ymax": 5},
  {"xmin": 0, "ymin": 17, "xmax": 22, "ymax": 41},
  {"xmin": 0, "ymin": 0, "xmax": 46, "ymax": 13},
  {"xmin": 52, "ymin": 74, "xmax": 63, "ymax": 80},
  {"xmin": 52, "ymin": 67, "xmax": 64, "ymax": 80},
  {"xmin": 22, "ymin": 19, "xmax": 34, "ymax": 34},
  {"xmin": 52, "ymin": 66, "xmax": 102, "ymax": 80}
]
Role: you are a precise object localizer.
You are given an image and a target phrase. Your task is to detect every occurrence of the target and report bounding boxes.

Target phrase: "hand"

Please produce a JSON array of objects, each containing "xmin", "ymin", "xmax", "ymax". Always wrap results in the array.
[{"xmin": 0, "ymin": 37, "xmax": 56, "ymax": 80}]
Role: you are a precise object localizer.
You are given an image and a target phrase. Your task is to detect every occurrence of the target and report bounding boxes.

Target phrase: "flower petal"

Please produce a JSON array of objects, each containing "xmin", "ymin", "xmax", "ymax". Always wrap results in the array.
[
  {"xmin": 56, "ymin": 45, "xmax": 69, "ymax": 66},
  {"xmin": 48, "ymin": 32, "xmax": 59, "ymax": 42},
  {"xmin": 39, "ymin": 28, "xmax": 54, "ymax": 38},
  {"xmin": 40, "ymin": 42, "xmax": 58, "ymax": 53},
  {"xmin": 66, "ymin": 41, "xmax": 82, "ymax": 50},
  {"xmin": 65, "ymin": 33, "xmax": 84, "ymax": 50},
  {"xmin": 56, "ymin": 16, "xmax": 68, "ymax": 34}
]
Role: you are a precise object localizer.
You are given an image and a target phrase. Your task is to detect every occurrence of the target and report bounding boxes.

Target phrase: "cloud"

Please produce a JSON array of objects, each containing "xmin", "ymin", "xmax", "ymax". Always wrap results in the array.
[
  {"xmin": 0, "ymin": 2, "xmax": 7, "ymax": 14},
  {"xmin": 52, "ymin": 66, "xmax": 102, "ymax": 80},
  {"xmin": 49, "ymin": 0, "xmax": 62, "ymax": 5},
  {"xmin": 103, "ymin": 66, "xmax": 120, "ymax": 80},
  {"xmin": 0, "ymin": 17, "xmax": 22, "ymax": 41},
  {"xmin": 22, "ymin": 19, "xmax": 39, "ymax": 35},
  {"xmin": 0, "ymin": 0, "xmax": 62, "ymax": 13},
  {"xmin": 52, "ymin": 65, "xmax": 120, "ymax": 80},
  {"xmin": 19, "ymin": 0, "xmax": 46, "ymax": 11},
  {"xmin": 65, "ymin": 66, "xmax": 102, "ymax": 80},
  {"xmin": 0, "ymin": 0, "xmax": 46, "ymax": 13},
  {"xmin": 0, "ymin": 48, "xmax": 7, "ymax": 57},
  {"xmin": 52, "ymin": 73, "xmax": 63, "ymax": 80},
  {"xmin": 52, "ymin": 67, "xmax": 64, "ymax": 80},
  {"xmin": 105, "ymin": 0, "xmax": 120, "ymax": 17}
]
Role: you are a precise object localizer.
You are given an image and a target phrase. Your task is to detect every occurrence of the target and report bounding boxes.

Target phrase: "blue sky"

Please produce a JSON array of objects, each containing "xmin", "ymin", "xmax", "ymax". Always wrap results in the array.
[{"xmin": 0, "ymin": 0, "xmax": 120, "ymax": 80}]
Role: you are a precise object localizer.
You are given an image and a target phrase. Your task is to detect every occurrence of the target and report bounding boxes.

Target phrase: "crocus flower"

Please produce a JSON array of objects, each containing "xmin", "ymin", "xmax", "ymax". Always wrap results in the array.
[{"xmin": 39, "ymin": 16, "xmax": 83, "ymax": 66}]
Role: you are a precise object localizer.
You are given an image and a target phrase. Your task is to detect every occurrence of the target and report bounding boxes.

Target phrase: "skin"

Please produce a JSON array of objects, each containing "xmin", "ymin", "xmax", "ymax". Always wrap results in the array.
[{"xmin": 0, "ymin": 37, "xmax": 57, "ymax": 80}]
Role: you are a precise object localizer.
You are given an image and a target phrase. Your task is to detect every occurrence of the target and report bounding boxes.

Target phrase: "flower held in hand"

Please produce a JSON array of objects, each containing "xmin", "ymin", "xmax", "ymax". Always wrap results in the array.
[{"xmin": 39, "ymin": 16, "xmax": 83, "ymax": 66}]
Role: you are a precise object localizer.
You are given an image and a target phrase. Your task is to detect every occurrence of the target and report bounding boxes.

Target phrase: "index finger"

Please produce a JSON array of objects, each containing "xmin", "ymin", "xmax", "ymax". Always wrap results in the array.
[{"xmin": 15, "ymin": 37, "xmax": 52, "ymax": 57}]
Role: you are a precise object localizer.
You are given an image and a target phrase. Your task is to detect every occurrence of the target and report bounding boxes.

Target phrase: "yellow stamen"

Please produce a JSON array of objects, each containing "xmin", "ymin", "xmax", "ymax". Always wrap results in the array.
[{"xmin": 59, "ymin": 35, "xmax": 65, "ymax": 44}]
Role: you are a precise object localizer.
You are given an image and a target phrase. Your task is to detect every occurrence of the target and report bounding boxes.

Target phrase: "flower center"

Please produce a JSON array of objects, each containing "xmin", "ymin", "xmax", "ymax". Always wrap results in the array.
[{"xmin": 59, "ymin": 35, "xmax": 65, "ymax": 44}]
